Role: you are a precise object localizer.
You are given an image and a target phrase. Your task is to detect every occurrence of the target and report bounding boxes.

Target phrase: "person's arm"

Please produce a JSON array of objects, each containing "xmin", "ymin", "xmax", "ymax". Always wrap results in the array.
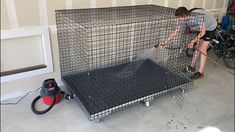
[
  {"xmin": 159, "ymin": 25, "xmax": 180, "ymax": 47},
  {"xmin": 188, "ymin": 23, "xmax": 206, "ymax": 48}
]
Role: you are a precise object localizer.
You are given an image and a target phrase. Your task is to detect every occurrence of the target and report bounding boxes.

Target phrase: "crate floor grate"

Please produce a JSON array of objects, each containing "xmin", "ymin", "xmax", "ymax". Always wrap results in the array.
[{"xmin": 63, "ymin": 59, "xmax": 191, "ymax": 120}]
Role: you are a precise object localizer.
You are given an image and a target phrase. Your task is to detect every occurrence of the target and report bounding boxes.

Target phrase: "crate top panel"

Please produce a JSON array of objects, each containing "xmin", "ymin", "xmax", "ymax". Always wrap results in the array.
[{"xmin": 55, "ymin": 5, "xmax": 187, "ymax": 28}]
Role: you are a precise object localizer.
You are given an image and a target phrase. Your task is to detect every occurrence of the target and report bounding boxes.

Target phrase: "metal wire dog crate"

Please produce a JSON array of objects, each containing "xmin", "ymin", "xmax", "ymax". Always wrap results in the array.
[{"xmin": 56, "ymin": 5, "xmax": 204, "ymax": 121}]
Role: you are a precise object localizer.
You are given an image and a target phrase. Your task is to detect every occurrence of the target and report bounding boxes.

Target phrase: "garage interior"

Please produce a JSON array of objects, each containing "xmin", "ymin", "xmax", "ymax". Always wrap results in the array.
[{"xmin": 1, "ymin": 0, "xmax": 234, "ymax": 132}]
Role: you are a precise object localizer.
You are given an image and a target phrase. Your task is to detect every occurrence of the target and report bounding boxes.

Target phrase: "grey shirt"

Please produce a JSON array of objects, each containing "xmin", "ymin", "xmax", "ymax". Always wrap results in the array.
[{"xmin": 189, "ymin": 9, "xmax": 217, "ymax": 31}]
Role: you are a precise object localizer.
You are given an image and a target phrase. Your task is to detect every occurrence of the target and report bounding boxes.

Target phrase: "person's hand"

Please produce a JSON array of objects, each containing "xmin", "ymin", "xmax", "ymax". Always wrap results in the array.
[
  {"xmin": 154, "ymin": 42, "xmax": 165, "ymax": 48},
  {"xmin": 159, "ymin": 41, "xmax": 166, "ymax": 48},
  {"xmin": 159, "ymin": 43, "xmax": 164, "ymax": 48},
  {"xmin": 188, "ymin": 42, "xmax": 194, "ymax": 48}
]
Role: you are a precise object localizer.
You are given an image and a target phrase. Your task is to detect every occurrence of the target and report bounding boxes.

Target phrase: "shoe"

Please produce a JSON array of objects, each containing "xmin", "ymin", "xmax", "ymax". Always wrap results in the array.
[
  {"xmin": 190, "ymin": 72, "xmax": 203, "ymax": 80},
  {"xmin": 183, "ymin": 66, "xmax": 195, "ymax": 73}
]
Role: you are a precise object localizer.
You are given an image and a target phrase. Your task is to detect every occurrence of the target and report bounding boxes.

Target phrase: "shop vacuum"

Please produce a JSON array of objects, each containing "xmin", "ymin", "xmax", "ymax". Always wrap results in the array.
[{"xmin": 31, "ymin": 78, "xmax": 74, "ymax": 115}]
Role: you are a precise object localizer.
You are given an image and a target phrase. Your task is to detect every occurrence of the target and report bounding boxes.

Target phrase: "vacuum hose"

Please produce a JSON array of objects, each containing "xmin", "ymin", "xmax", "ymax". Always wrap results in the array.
[{"xmin": 31, "ymin": 95, "xmax": 56, "ymax": 115}]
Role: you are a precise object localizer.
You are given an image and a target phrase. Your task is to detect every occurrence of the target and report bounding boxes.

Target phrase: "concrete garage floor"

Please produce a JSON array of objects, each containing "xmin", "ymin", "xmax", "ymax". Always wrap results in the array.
[{"xmin": 1, "ymin": 53, "xmax": 234, "ymax": 132}]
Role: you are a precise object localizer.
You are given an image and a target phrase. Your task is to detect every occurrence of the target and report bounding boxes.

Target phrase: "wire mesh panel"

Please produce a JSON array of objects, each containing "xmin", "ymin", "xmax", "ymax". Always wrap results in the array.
[{"xmin": 56, "ymin": 5, "xmax": 204, "ymax": 120}]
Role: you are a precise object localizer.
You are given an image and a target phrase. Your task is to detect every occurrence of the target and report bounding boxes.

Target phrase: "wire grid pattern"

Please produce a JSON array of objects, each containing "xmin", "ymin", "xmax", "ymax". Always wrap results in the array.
[
  {"xmin": 57, "ymin": 5, "xmax": 175, "ymax": 28},
  {"xmin": 56, "ymin": 5, "xmax": 204, "ymax": 120},
  {"xmin": 63, "ymin": 59, "xmax": 191, "ymax": 117}
]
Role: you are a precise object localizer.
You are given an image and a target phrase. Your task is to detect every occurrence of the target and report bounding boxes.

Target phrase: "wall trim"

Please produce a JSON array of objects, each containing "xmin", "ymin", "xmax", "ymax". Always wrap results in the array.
[
  {"xmin": 164, "ymin": 0, "xmax": 168, "ymax": 7},
  {"xmin": 222, "ymin": 0, "xmax": 229, "ymax": 15},
  {"xmin": 206, "ymin": 8, "xmax": 224, "ymax": 20},
  {"xmin": 178, "ymin": 0, "xmax": 183, "ymax": 7},
  {"xmin": 190, "ymin": 0, "xmax": 196, "ymax": 8},
  {"xmin": 112, "ymin": 0, "xmax": 117, "ymax": 7},
  {"xmin": 5, "ymin": 0, "xmax": 18, "ymax": 28},
  {"xmin": 38, "ymin": 0, "xmax": 48, "ymax": 26},
  {"xmin": 49, "ymin": 25, "xmax": 57, "ymax": 33},
  {"xmin": 131, "ymin": 0, "xmax": 136, "ymax": 5},
  {"xmin": 1, "ymin": 91, "xmax": 25, "ymax": 102},
  {"xmin": 90, "ymin": 0, "xmax": 96, "ymax": 8},
  {"xmin": 66, "ymin": 0, "xmax": 73, "ymax": 9},
  {"xmin": 202, "ymin": 0, "xmax": 206, "ymax": 9},
  {"xmin": 206, "ymin": 8, "xmax": 224, "ymax": 11},
  {"xmin": 212, "ymin": 0, "xmax": 216, "ymax": 9},
  {"xmin": 1, "ymin": 82, "xmax": 64, "ymax": 102},
  {"xmin": 1, "ymin": 27, "xmax": 54, "ymax": 82},
  {"xmin": 148, "ymin": 0, "xmax": 153, "ymax": 4}
]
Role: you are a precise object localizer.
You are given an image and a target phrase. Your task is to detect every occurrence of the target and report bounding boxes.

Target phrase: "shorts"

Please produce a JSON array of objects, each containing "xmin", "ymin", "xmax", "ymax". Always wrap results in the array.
[{"xmin": 200, "ymin": 29, "xmax": 216, "ymax": 41}]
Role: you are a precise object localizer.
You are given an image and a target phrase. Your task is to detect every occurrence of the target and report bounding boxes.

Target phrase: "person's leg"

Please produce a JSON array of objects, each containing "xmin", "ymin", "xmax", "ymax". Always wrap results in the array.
[
  {"xmin": 190, "ymin": 29, "xmax": 215, "ymax": 79},
  {"xmin": 191, "ymin": 40, "xmax": 203, "ymax": 68},
  {"xmin": 190, "ymin": 40, "xmax": 209, "ymax": 79},
  {"xmin": 198, "ymin": 40, "xmax": 210, "ymax": 74},
  {"xmin": 184, "ymin": 41, "xmax": 201, "ymax": 73}
]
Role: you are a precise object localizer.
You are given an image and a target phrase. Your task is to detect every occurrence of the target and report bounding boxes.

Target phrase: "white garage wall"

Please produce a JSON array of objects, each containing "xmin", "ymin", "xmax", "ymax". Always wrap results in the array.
[{"xmin": 0, "ymin": 0, "xmax": 229, "ymax": 98}]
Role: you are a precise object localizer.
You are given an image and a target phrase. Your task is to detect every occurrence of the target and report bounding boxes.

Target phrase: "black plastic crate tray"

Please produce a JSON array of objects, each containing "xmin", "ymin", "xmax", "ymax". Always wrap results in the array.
[{"xmin": 63, "ymin": 59, "xmax": 191, "ymax": 117}]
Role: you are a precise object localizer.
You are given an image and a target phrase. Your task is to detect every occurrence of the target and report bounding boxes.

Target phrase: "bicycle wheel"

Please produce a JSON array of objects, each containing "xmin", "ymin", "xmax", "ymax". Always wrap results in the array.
[{"xmin": 222, "ymin": 47, "xmax": 235, "ymax": 69}]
